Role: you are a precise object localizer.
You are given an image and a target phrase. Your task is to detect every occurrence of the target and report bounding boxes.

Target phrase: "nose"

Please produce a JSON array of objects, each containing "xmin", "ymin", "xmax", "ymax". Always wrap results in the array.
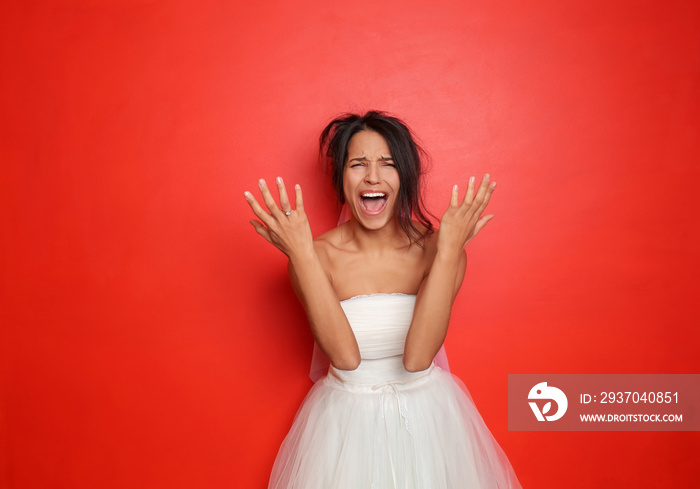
[{"xmin": 364, "ymin": 162, "xmax": 380, "ymax": 184}]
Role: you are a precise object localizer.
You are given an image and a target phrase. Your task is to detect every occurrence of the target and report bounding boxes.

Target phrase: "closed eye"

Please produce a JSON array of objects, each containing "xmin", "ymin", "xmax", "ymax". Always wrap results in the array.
[
  {"xmin": 348, "ymin": 156, "xmax": 367, "ymax": 167},
  {"xmin": 347, "ymin": 157, "xmax": 394, "ymax": 168}
]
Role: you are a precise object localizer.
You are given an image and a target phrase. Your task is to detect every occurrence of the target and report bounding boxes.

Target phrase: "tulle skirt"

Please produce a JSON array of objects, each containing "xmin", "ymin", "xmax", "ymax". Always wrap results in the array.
[{"xmin": 269, "ymin": 364, "xmax": 521, "ymax": 489}]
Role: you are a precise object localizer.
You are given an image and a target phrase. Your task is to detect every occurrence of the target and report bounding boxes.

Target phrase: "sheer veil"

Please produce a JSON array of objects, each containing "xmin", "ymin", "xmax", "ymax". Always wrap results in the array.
[{"xmin": 308, "ymin": 205, "xmax": 450, "ymax": 382}]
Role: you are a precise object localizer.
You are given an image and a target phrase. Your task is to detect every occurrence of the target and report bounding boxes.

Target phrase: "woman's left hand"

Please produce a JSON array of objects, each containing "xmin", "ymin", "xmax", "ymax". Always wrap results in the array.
[{"xmin": 437, "ymin": 174, "xmax": 496, "ymax": 254}]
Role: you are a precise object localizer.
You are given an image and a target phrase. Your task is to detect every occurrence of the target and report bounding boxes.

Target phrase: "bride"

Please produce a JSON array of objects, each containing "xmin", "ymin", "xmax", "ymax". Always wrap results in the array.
[{"xmin": 244, "ymin": 111, "xmax": 521, "ymax": 488}]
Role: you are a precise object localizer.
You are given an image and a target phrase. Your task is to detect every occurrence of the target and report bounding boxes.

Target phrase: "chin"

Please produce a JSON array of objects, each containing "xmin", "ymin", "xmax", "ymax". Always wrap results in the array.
[{"xmin": 351, "ymin": 207, "xmax": 398, "ymax": 231}]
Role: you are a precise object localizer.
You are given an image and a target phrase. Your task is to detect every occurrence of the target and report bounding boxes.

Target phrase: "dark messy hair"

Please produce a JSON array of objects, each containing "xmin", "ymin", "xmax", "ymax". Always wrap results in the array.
[{"xmin": 319, "ymin": 110, "xmax": 435, "ymax": 244}]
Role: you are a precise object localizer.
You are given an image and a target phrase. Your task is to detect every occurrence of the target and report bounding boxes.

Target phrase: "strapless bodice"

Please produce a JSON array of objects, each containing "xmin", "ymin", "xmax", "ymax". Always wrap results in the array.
[
  {"xmin": 329, "ymin": 293, "xmax": 433, "ymax": 385},
  {"xmin": 340, "ymin": 293, "xmax": 416, "ymax": 359}
]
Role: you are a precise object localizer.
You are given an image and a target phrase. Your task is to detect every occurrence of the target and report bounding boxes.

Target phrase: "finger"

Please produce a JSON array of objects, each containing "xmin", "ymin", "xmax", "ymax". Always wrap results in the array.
[
  {"xmin": 464, "ymin": 176, "xmax": 476, "ymax": 206},
  {"xmin": 469, "ymin": 174, "xmax": 491, "ymax": 210},
  {"xmin": 249, "ymin": 219, "xmax": 272, "ymax": 242},
  {"xmin": 468, "ymin": 214, "xmax": 495, "ymax": 243},
  {"xmin": 244, "ymin": 191, "xmax": 276, "ymax": 227},
  {"xmin": 476, "ymin": 180, "xmax": 496, "ymax": 214},
  {"xmin": 294, "ymin": 184, "xmax": 305, "ymax": 213},
  {"xmin": 476, "ymin": 214, "xmax": 495, "ymax": 231},
  {"xmin": 276, "ymin": 176, "xmax": 291, "ymax": 212},
  {"xmin": 258, "ymin": 178, "xmax": 283, "ymax": 217},
  {"xmin": 450, "ymin": 184, "xmax": 459, "ymax": 208}
]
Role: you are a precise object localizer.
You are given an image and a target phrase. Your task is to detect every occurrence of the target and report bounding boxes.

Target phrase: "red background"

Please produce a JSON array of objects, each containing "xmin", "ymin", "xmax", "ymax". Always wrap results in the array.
[{"xmin": 2, "ymin": 0, "xmax": 699, "ymax": 487}]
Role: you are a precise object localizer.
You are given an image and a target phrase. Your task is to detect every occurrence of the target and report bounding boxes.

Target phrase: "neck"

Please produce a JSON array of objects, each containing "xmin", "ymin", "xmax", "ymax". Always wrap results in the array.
[{"xmin": 342, "ymin": 215, "xmax": 409, "ymax": 253}]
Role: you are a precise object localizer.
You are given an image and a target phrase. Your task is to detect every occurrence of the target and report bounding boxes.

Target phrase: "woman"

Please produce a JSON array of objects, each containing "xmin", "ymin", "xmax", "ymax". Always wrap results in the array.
[{"xmin": 244, "ymin": 111, "xmax": 521, "ymax": 488}]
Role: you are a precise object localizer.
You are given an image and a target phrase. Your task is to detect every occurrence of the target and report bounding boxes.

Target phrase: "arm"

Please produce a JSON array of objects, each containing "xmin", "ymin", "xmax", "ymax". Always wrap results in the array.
[
  {"xmin": 245, "ymin": 177, "xmax": 361, "ymax": 370},
  {"xmin": 403, "ymin": 175, "xmax": 496, "ymax": 372},
  {"xmin": 287, "ymin": 247, "xmax": 361, "ymax": 370}
]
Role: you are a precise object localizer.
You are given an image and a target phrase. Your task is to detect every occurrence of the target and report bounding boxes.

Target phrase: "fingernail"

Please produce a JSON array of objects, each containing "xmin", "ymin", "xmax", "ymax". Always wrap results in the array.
[
  {"xmin": 276, "ymin": 176, "xmax": 283, "ymax": 185},
  {"xmin": 244, "ymin": 191, "xmax": 252, "ymax": 199},
  {"xmin": 490, "ymin": 182, "xmax": 497, "ymax": 189},
  {"xmin": 484, "ymin": 174, "xmax": 490, "ymax": 182},
  {"xmin": 259, "ymin": 178, "xmax": 266, "ymax": 187},
  {"xmin": 470, "ymin": 176, "xmax": 475, "ymax": 184},
  {"xmin": 454, "ymin": 184, "xmax": 458, "ymax": 191},
  {"xmin": 295, "ymin": 184, "xmax": 301, "ymax": 190}
]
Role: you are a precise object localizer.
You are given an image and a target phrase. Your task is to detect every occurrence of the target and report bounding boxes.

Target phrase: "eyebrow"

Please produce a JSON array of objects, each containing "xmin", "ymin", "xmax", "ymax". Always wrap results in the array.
[
  {"xmin": 348, "ymin": 156, "xmax": 367, "ymax": 162},
  {"xmin": 348, "ymin": 155, "xmax": 393, "ymax": 162}
]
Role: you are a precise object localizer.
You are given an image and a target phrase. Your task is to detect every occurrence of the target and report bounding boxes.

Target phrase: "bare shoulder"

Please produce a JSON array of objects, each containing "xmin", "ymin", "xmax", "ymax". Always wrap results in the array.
[
  {"xmin": 312, "ymin": 225, "xmax": 348, "ymax": 279},
  {"xmin": 314, "ymin": 226, "xmax": 343, "ymax": 256}
]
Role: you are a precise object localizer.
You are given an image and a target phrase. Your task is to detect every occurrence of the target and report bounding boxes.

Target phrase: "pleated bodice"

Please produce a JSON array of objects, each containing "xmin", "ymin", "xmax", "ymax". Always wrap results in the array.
[{"xmin": 330, "ymin": 294, "xmax": 430, "ymax": 386}]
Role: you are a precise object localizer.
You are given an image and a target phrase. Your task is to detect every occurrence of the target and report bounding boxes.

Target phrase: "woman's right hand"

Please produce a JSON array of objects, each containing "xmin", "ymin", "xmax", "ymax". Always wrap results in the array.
[{"xmin": 244, "ymin": 177, "xmax": 314, "ymax": 259}]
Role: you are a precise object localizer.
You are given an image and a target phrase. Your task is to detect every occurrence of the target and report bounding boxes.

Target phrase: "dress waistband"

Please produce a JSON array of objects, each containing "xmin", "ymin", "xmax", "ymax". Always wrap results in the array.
[{"xmin": 325, "ymin": 362, "xmax": 437, "ymax": 393}]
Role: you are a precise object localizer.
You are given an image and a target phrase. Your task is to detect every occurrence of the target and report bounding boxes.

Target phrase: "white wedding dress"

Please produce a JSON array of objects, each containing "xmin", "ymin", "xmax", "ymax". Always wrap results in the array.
[{"xmin": 269, "ymin": 293, "xmax": 521, "ymax": 489}]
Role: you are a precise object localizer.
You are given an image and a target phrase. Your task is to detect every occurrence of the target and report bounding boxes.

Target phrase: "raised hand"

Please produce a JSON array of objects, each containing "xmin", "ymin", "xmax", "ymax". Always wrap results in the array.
[
  {"xmin": 244, "ymin": 177, "xmax": 314, "ymax": 259},
  {"xmin": 438, "ymin": 174, "xmax": 496, "ymax": 254}
]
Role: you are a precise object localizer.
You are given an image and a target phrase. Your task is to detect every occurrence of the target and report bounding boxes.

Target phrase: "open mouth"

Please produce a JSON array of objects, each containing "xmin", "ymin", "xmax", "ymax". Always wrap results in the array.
[{"xmin": 359, "ymin": 192, "xmax": 388, "ymax": 215}]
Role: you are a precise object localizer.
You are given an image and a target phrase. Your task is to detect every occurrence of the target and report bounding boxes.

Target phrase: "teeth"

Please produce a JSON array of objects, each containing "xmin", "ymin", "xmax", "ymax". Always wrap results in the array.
[{"xmin": 361, "ymin": 192, "xmax": 386, "ymax": 198}]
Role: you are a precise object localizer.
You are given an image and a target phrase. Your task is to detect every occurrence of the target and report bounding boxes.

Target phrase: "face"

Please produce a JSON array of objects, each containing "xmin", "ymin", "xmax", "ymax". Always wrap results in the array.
[{"xmin": 343, "ymin": 130, "xmax": 400, "ymax": 230}]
